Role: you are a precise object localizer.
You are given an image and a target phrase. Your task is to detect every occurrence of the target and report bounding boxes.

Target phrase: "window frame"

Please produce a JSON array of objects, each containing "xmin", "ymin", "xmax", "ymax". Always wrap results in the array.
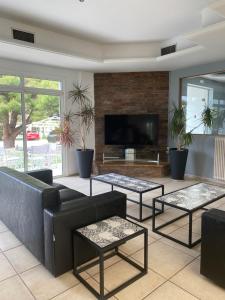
[
  {"xmin": 179, "ymin": 70, "xmax": 225, "ymax": 136},
  {"xmin": 0, "ymin": 73, "xmax": 64, "ymax": 175}
]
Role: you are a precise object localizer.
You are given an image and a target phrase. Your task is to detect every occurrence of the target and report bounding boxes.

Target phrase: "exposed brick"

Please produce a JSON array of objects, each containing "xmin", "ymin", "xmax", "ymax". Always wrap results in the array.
[{"xmin": 94, "ymin": 71, "xmax": 169, "ymax": 162}]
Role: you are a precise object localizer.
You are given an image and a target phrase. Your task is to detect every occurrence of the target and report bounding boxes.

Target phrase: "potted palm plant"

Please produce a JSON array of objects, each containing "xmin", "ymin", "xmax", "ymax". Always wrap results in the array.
[
  {"xmin": 169, "ymin": 104, "xmax": 214, "ymax": 180},
  {"xmin": 60, "ymin": 83, "xmax": 95, "ymax": 178}
]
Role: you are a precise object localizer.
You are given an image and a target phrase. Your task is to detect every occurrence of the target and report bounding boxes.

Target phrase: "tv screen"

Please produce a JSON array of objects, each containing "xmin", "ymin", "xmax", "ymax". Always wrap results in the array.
[{"xmin": 105, "ymin": 114, "xmax": 159, "ymax": 146}]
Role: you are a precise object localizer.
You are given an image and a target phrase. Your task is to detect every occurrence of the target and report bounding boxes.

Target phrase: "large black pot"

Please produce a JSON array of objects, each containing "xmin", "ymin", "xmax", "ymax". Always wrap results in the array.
[
  {"xmin": 75, "ymin": 149, "xmax": 94, "ymax": 178},
  {"xmin": 169, "ymin": 148, "xmax": 188, "ymax": 180}
]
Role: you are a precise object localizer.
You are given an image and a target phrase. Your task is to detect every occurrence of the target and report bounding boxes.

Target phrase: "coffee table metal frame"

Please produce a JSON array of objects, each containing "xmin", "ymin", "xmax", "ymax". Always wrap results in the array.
[
  {"xmin": 152, "ymin": 183, "xmax": 225, "ymax": 248},
  {"xmin": 73, "ymin": 219, "xmax": 148, "ymax": 300},
  {"xmin": 90, "ymin": 174, "xmax": 164, "ymax": 222}
]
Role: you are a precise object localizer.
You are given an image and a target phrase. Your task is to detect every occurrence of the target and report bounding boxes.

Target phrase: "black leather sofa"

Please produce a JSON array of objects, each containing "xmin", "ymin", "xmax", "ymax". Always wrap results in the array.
[
  {"xmin": 201, "ymin": 209, "xmax": 225, "ymax": 288},
  {"xmin": 0, "ymin": 167, "xmax": 126, "ymax": 277}
]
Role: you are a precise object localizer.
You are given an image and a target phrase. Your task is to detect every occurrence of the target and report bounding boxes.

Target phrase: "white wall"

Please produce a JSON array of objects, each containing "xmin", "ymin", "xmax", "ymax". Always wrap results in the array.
[{"xmin": 0, "ymin": 57, "xmax": 95, "ymax": 176}]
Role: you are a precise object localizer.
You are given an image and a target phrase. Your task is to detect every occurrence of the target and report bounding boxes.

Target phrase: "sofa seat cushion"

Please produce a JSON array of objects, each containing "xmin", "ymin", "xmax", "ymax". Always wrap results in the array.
[
  {"xmin": 59, "ymin": 189, "xmax": 86, "ymax": 203},
  {"xmin": 50, "ymin": 182, "xmax": 67, "ymax": 190}
]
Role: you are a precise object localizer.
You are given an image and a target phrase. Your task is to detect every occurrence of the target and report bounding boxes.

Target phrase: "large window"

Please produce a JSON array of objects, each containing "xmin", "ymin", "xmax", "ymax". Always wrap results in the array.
[
  {"xmin": 181, "ymin": 72, "xmax": 225, "ymax": 135},
  {"xmin": 0, "ymin": 75, "xmax": 20, "ymax": 86},
  {"xmin": 0, "ymin": 75, "xmax": 63, "ymax": 176}
]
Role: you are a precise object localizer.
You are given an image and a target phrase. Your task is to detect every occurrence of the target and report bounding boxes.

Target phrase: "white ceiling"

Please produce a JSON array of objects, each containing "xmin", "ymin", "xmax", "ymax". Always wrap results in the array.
[
  {"xmin": 0, "ymin": 0, "xmax": 215, "ymax": 43},
  {"xmin": 203, "ymin": 73, "xmax": 225, "ymax": 82},
  {"xmin": 0, "ymin": 0, "xmax": 225, "ymax": 72}
]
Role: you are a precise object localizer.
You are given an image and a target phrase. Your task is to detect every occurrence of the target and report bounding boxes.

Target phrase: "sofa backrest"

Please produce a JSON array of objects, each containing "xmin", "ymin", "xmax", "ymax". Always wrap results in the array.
[
  {"xmin": 26, "ymin": 169, "xmax": 53, "ymax": 184},
  {"xmin": 0, "ymin": 167, "xmax": 60, "ymax": 263}
]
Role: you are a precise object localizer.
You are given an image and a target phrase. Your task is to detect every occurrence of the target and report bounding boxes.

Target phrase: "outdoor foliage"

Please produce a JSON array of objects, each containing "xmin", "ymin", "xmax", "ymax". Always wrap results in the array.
[{"xmin": 0, "ymin": 76, "xmax": 59, "ymax": 148}]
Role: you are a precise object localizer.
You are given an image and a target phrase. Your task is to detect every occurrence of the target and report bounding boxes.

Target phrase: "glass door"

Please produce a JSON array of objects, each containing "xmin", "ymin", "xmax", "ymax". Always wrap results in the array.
[
  {"xmin": 25, "ymin": 93, "xmax": 62, "ymax": 176},
  {"xmin": 0, "ymin": 91, "xmax": 25, "ymax": 171},
  {"xmin": 0, "ymin": 74, "xmax": 63, "ymax": 176}
]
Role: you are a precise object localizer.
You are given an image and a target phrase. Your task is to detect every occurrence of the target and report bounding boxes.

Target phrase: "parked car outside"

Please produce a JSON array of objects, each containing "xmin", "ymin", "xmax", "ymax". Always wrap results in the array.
[{"xmin": 26, "ymin": 131, "xmax": 40, "ymax": 141}]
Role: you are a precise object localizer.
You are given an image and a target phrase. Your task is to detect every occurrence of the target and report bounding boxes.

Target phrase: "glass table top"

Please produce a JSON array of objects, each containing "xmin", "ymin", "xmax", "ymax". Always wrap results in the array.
[
  {"xmin": 156, "ymin": 183, "xmax": 225, "ymax": 211},
  {"xmin": 76, "ymin": 216, "xmax": 143, "ymax": 248},
  {"xmin": 92, "ymin": 173, "xmax": 162, "ymax": 192}
]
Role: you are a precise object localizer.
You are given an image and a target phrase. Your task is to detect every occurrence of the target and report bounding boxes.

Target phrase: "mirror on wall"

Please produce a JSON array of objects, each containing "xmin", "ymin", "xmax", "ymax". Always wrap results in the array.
[{"xmin": 181, "ymin": 71, "xmax": 225, "ymax": 135}]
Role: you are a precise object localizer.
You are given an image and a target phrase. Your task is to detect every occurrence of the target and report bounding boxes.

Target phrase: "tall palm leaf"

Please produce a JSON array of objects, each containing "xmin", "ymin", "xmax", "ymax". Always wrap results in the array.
[{"xmin": 61, "ymin": 82, "xmax": 95, "ymax": 149}]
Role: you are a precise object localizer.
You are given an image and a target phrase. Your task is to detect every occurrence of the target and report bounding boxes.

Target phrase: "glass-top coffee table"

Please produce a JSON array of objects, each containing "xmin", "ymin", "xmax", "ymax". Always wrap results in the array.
[
  {"xmin": 153, "ymin": 183, "xmax": 225, "ymax": 248},
  {"xmin": 90, "ymin": 173, "xmax": 164, "ymax": 222}
]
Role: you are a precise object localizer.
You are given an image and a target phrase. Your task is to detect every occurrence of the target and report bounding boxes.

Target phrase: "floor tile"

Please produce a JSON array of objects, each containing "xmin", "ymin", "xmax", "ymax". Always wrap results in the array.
[
  {"xmin": 217, "ymin": 203, "xmax": 225, "ymax": 211},
  {"xmin": 206, "ymin": 198, "xmax": 225, "ymax": 209},
  {"xmin": 0, "ymin": 220, "xmax": 8, "ymax": 233},
  {"xmin": 166, "ymin": 227, "xmax": 201, "ymax": 245},
  {"xmin": 127, "ymin": 205, "xmax": 153, "ymax": 220},
  {"xmin": 164, "ymin": 180, "xmax": 197, "ymax": 194},
  {"xmin": 0, "ymin": 276, "xmax": 34, "ymax": 300},
  {"xmin": 182, "ymin": 218, "xmax": 201, "ymax": 235},
  {"xmin": 0, "ymin": 231, "xmax": 21, "ymax": 251},
  {"xmin": 85, "ymin": 255, "xmax": 121, "ymax": 277},
  {"xmin": 156, "ymin": 207, "xmax": 185, "ymax": 222},
  {"xmin": 144, "ymin": 281, "xmax": 197, "ymax": 299},
  {"xmin": 53, "ymin": 277, "xmax": 116, "ymax": 299},
  {"xmin": 160, "ymin": 232, "xmax": 200, "ymax": 258},
  {"xmin": 92, "ymin": 258, "xmax": 165, "ymax": 300},
  {"xmin": 132, "ymin": 240, "xmax": 194, "ymax": 278},
  {"xmin": 115, "ymin": 270, "xmax": 165, "ymax": 300},
  {"xmin": 133, "ymin": 219, "xmax": 150, "ymax": 230},
  {"xmin": 152, "ymin": 217, "xmax": 180, "ymax": 235},
  {"xmin": 119, "ymin": 233, "xmax": 155, "ymax": 256},
  {"xmin": 0, "ymin": 252, "xmax": 16, "ymax": 281},
  {"xmin": 171, "ymin": 259, "xmax": 225, "ymax": 300},
  {"xmin": 5, "ymin": 245, "xmax": 40, "ymax": 273},
  {"xmin": 20, "ymin": 265, "xmax": 80, "ymax": 300},
  {"xmin": 159, "ymin": 211, "xmax": 201, "ymax": 228},
  {"xmin": 93, "ymin": 260, "xmax": 139, "ymax": 291},
  {"xmin": 148, "ymin": 231, "xmax": 163, "ymax": 240}
]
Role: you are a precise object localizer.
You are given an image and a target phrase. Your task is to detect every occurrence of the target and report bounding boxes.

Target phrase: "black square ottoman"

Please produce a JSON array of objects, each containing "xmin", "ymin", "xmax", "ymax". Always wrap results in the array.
[{"xmin": 201, "ymin": 208, "xmax": 225, "ymax": 288}]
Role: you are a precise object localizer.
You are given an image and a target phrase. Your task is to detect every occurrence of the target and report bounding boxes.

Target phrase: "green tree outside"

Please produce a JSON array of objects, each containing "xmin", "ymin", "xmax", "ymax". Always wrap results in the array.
[{"xmin": 0, "ymin": 76, "xmax": 60, "ymax": 148}]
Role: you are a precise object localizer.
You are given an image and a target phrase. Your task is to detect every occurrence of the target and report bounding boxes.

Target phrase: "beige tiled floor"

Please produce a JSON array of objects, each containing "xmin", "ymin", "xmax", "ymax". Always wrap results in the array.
[{"xmin": 0, "ymin": 176, "xmax": 225, "ymax": 299}]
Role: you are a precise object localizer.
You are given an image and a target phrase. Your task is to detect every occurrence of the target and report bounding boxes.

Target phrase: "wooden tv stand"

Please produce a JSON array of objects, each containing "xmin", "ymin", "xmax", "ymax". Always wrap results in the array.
[{"xmin": 95, "ymin": 160, "xmax": 170, "ymax": 178}]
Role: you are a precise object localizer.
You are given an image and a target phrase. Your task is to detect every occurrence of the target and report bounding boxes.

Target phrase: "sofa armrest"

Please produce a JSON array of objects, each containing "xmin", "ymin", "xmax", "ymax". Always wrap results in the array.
[
  {"xmin": 26, "ymin": 169, "xmax": 53, "ymax": 184},
  {"xmin": 44, "ymin": 191, "xmax": 126, "ymax": 276},
  {"xmin": 0, "ymin": 167, "xmax": 60, "ymax": 264}
]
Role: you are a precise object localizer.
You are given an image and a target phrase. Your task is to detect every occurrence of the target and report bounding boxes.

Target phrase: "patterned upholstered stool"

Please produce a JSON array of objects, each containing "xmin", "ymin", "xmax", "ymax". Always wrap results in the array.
[{"xmin": 73, "ymin": 216, "xmax": 148, "ymax": 300}]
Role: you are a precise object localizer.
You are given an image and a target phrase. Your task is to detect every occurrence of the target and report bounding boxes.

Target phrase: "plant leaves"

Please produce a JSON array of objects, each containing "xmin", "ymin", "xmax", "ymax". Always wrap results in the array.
[
  {"xmin": 201, "ymin": 106, "xmax": 214, "ymax": 128},
  {"xmin": 61, "ymin": 82, "xmax": 95, "ymax": 149}
]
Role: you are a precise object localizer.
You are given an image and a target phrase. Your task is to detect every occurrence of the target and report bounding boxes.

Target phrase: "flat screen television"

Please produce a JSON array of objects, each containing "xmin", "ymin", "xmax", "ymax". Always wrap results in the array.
[{"xmin": 104, "ymin": 114, "xmax": 159, "ymax": 146}]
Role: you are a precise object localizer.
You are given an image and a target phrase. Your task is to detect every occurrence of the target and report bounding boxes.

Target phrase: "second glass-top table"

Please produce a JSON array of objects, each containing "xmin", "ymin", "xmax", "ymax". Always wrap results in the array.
[{"xmin": 153, "ymin": 183, "xmax": 225, "ymax": 248}]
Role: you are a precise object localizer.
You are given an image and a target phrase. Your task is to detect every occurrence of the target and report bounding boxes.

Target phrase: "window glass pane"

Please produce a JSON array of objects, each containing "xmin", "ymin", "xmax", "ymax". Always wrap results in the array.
[
  {"xmin": 0, "ymin": 75, "xmax": 20, "ymax": 86},
  {"xmin": 24, "ymin": 78, "xmax": 62, "ymax": 90},
  {"xmin": 0, "ymin": 92, "xmax": 24, "ymax": 171},
  {"xmin": 181, "ymin": 72, "xmax": 225, "ymax": 135},
  {"xmin": 25, "ymin": 93, "xmax": 62, "ymax": 176},
  {"xmin": 186, "ymin": 84, "xmax": 211, "ymax": 134}
]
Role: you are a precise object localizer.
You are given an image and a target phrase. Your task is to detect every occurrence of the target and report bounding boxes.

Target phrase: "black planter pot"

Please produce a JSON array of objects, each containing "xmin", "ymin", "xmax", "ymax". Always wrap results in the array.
[
  {"xmin": 75, "ymin": 149, "xmax": 94, "ymax": 178},
  {"xmin": 169, "ymin": 148, "xmax": 188, "ymax": 180}
]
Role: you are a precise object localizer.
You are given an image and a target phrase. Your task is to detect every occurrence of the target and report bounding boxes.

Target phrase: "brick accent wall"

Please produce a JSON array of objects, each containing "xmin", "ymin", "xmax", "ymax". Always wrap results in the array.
[{"xmin": 94, "ymin": 72, "xmax": 169, "ymax": 161}]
